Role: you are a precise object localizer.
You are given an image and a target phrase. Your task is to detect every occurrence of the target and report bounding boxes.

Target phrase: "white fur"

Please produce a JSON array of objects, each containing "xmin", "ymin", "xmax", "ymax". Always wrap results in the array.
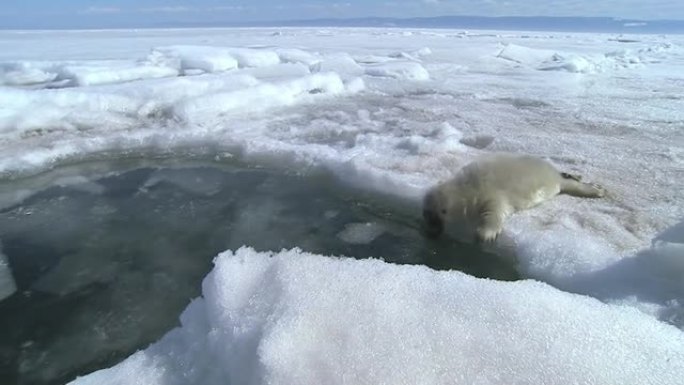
[{"xmin": 423, "ymin": 153, "xmax": 604, "ymax": 242}]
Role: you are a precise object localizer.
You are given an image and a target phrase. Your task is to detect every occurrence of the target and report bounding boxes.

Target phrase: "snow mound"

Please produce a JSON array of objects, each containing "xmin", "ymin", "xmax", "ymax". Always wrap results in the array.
[
  {"xmin": 511, "ymin": 216, "xmax": 684, "ymax": 329},
  {"xmin": 70, "ymin": 247, "xmax": 684, "ymax": 385}
]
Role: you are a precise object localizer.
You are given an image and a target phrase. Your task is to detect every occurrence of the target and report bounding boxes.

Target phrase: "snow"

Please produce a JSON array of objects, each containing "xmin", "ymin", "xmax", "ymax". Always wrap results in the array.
[
  {"xmin": 0, "ymin": 26, "xmax": 683, "ymax": 383},
  {"xmin": 70, "ymin": 247, "xmax": 684, "ymax": 385}
]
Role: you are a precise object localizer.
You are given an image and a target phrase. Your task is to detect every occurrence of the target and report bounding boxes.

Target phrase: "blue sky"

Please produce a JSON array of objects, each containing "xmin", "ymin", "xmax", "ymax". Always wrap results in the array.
[{"xmin": 0, "ymin": 1, "xmax": 682, "ymax": 28}]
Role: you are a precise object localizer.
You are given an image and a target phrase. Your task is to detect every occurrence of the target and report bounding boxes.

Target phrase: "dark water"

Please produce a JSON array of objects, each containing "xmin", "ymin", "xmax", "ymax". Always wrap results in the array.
[{"xmin": 0, "ymin": 159, "xmax": 518, "ymax": 385}]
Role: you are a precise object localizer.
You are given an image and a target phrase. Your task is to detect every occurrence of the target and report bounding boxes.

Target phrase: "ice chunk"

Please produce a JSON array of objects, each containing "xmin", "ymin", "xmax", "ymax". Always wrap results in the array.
[
  {"xmin": 460, "ymin": 134, "xmax": 495, "ymax": 149},
  {"xmin": 276, "ymin": 48, "xmax": 321, "ymax": 66},
  {"xmin": 336, "ymin": 222, "xmax": 385, "ymax": 244},
  {"xmin": 152, "ymin": 46, "xmax": 239, "ymax": 73},
  {"xmin": 57, "ymin": 64, "xmax": 178, "ymax": 87},
  {"xmin": 496, "ymin": 43, "xmax": 557, "ymax": 66},
  {"xmin": 242, "ymin": 62, "xmax": 311, "ymax": 81},
  {"xmin": 0, "ymin": 62, "xmax": 57, "ymax": 86},
  {"xmin": 226, "ymin": 47, "xmax": 281, "ymax": 68},
  {"xmin": 388, "ymin": 47, "xmax": 433, "ymax": 61},
  {"xmin": 174, "ymin": 72, "xmax": 350, "ymax": 123},
  {"xmin": 70, "ymin": 247, "xmax": 684, "ymax": 385},
  {"xmin": 156, "ymin": 46, "xmax": 281, "ymax": 71},
  {"xmin": 0, "ymin": 242, "xmax": 16, "ymax": 301},
  {"xmin": 364, "ymin": 61, "xmax": 430, "ymax": 80},
  {"xmin": 539, "ymin": 54, "xmax": 594, "ymax": 73},
  {"xmin": 310, "ymin": 54, "xmax": 364, "ymax": 77}
]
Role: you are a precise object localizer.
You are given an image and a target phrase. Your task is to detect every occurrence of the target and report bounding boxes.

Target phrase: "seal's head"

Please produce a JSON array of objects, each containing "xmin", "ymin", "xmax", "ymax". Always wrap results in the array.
[{"xmin": 422, "ymin": 187, "xmax": 447, "ymax": 238}]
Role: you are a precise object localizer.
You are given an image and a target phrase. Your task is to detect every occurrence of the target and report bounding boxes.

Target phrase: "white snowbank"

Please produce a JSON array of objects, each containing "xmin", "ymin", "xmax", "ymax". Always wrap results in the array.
[
  {"xmin": 70, "ymin": 247, "xmax": 684, "ymax": 385},
  {"xmin": 512, "ymin": 217, "xmax": 684, "ymax": 327}
]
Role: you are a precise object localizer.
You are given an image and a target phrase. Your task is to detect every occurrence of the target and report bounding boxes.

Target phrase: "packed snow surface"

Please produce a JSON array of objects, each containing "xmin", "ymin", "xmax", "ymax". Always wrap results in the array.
[
  {"xmin": 71, "ymin": 247, "xmax": 684, "ymax": 385},
  {"xmin": 0, "ymin": 27, "xmax": 683, "ymax": 383}
]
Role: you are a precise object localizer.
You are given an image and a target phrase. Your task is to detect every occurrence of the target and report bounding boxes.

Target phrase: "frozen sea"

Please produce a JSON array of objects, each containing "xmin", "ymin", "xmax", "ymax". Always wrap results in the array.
[{"xmin": 0, "ymin": 27, "xmax": 683, "ymax": 384}]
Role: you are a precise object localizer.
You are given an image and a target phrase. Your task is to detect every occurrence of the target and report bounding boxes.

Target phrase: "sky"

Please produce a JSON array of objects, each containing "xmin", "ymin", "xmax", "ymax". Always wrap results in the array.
[{"xmin": 0, "ymin": 0, "xmax": 682, "ymax": 29}]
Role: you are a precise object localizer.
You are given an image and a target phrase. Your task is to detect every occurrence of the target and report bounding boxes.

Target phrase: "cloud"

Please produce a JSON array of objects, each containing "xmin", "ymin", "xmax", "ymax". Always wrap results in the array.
[
  {"xmin": 81, "ymin": 6, "xmax": 121, "ymax": 14},
  {"xmin": 272, "ymin": 3, "xmax": 353, "ymax": 11},
  {"xmin": 210, "ymin": 6, "xmax": 248, "ymax": 12},
  {"xmin": 140, "ymin": 6, "xmax": 193, "ymax": 13}
]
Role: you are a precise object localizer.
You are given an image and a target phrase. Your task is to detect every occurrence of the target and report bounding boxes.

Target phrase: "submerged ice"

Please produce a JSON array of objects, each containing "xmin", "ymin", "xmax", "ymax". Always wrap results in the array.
[
  {"xmin": 0, "ymin": 243, "xmax": 16, "ymax": 301},
  {"xmin": 0, "ymin": 160, "xmax": 513, "ymax": 384}
]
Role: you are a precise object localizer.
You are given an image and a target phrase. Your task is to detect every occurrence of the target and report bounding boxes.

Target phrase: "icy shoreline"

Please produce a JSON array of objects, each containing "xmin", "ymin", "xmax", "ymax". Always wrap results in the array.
[{"xmin": 0, "ymin": 26, "xmax": 683, "ymax": 384}]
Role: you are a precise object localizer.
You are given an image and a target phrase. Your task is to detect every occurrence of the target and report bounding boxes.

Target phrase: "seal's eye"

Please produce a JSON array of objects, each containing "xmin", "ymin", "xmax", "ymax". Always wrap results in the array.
[{"xmin": 441, "ymin": 209, "xmax": 447, "ymax": 215}]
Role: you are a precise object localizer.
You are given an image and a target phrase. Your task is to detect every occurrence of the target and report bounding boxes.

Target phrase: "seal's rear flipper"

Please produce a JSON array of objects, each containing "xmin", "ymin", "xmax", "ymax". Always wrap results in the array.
[
  {"xmin": 560, "ymin": 172, "xmax": 582, "ymax": 182},
  {"xmin": 560, "ymin": 179, "xmax": 605, "ymax": 198}
]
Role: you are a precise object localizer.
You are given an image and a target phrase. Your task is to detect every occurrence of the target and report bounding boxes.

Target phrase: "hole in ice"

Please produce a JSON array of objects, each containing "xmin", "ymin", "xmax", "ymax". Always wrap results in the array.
[{"xmin": 0, "ymin": 158, "xmax": 518, "ymax": 385}]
